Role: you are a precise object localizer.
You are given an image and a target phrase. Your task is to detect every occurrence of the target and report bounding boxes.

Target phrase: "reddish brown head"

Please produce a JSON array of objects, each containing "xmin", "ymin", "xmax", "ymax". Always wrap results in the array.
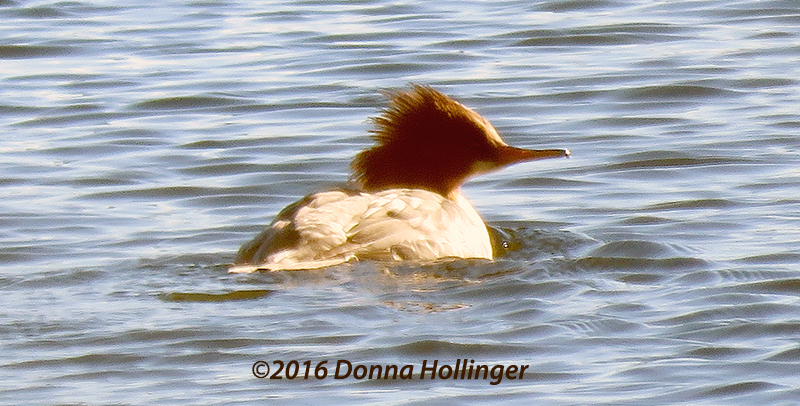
[{"xmin": 351, "ymin": 85, "xmax": 569, "ymax": 198}]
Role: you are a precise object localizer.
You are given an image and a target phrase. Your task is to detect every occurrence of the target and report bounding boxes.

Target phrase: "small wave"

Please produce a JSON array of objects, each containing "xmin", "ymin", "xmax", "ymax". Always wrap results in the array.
[
  {"xmin": 160, "ymin": 289, "xmax": 272, "ymax": 302},
  {"xmin": 133, "ymin": 95, "xmax": 251, "ymax": 111},
  {"xmin": 645, "ymin": 198, "xmax": 740, "ymax": 210},
  {"xmin": 0, "ymin": 44, "xmax": 74, "ymax": 59},
  {"xmin": 617, "ymin": 84, "xmax": 738, "ymax": 101},
  {"xmin": 588, "ymin": 240, "xmax": 678, "ymax": 258},
  {"xmin": 392, "ymin": 339, "xmax": 526, "ymax": 357},
  {"xmin": 508, "ymin": 23, "xmax": 691, "ymax": 47},
  {"xmin": 577, "ymin": 256, "xmax": 708, "ymax": 271},
  {"xmin": 699, "ymin": 381, "xmax": 782, "ymax": 398},
  {"xmin": 536, "ymin": 0, "xmax": 623, "ymax": 12}
]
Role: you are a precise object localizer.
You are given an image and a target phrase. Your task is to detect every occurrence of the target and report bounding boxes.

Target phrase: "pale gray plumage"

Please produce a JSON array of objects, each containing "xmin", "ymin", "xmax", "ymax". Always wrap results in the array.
[{"xmin": 230, "ymin": 188, "xmax": 490, "ymax": 272}]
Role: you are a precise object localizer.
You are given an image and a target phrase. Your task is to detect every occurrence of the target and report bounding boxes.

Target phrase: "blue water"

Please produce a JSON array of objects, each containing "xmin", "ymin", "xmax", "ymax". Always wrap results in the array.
[{"xmin": 2, "ymin": 1, "xmax": 800, "ymax": 405}]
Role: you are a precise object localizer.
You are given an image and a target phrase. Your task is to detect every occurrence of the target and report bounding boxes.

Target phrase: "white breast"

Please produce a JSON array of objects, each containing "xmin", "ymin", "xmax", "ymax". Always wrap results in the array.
[{"xmin": 230, "ymin": 188, "xmax": 492, "ymax": 272}]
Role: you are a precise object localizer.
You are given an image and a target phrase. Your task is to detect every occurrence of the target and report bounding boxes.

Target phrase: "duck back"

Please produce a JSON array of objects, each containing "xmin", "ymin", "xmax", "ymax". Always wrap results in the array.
[{"xmin": 230, "ymin": 188, "xmax": 492, "ymax": 272}]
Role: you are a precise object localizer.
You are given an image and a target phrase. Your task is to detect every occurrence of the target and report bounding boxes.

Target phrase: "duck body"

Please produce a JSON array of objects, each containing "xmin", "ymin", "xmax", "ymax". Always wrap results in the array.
[
  {"xmin": 231, "ymin": 85, "xmax": 569, "ymax": 272},
  {"xmin": 230, "ymin": 187, "xmax": 490, "ymax": 273}
]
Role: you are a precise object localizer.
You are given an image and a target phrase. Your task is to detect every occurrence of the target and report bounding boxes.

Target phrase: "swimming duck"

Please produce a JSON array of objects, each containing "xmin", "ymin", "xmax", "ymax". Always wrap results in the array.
[{"xmin": 230, "ymin": 85, "xmax": 569, "ymax": 272}]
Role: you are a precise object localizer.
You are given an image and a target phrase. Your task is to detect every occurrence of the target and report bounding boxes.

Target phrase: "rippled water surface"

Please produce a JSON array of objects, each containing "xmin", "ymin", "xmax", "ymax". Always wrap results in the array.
[{"xmin": 2, "ymin": 1, "xmax": 800, "ymax": 404}]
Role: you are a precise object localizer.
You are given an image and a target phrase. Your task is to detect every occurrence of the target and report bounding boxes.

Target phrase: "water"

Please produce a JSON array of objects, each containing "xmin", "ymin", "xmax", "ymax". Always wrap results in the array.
[{"xmin": 2, "ymin": 0, "xmax": 799, "ymax": 404}]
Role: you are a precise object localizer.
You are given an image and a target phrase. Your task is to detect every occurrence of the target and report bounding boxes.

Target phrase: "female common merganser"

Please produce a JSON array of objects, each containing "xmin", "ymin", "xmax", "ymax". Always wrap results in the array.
[{"xmin": 230, "ymin": 85, "xmax": 569, "ymax": 273}]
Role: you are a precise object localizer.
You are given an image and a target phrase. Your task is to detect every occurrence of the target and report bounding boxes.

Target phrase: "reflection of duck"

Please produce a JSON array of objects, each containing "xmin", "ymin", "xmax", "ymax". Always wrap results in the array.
[{"xmin": 230, "ymin": 85, "xmax": 570, "ymax": 272}]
